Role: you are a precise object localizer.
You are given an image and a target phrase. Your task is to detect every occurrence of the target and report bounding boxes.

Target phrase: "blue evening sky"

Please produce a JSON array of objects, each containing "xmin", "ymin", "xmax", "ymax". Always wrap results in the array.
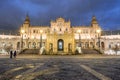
[{"xmin": 0, "ymin": 0, "xmax": 120, "ymax": 30}]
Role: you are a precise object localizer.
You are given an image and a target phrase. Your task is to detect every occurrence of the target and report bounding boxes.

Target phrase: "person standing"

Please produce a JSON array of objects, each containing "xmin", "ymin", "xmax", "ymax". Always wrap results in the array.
[
  {"xmin": 10, "ymin": 50, "xmax": 13, "ymax": 58},
  {"xmin": 13, "ymin": 50, "xmax": 17, "ymax": 58}
]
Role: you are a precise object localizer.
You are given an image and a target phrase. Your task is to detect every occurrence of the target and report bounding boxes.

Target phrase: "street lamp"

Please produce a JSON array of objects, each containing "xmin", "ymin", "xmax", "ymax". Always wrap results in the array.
[
  {"xmin": 96, "ymin": 29, "xmax": 101, "ymax": 50},
  {"xmin": 78, "ymin": 30, "xmax": 81, "ymax": 47},
  {"xmin": 21, "ymin": 30, "xmax": 25, "ymax": 50},
  {"xmin": 40, "ymin": 30, "xmax": 43, "ymax": 48}
]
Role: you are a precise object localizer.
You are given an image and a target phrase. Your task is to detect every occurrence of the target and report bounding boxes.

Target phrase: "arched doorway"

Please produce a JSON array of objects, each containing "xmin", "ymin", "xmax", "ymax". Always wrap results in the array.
[
  {"xmin": 101, "ymin": 42, "xmax": 105, "ymax": 50},
  {"xmin": 28, "ymin": 42, "xmax": 31, "ymax": 48},
  {"xmin": 58, "ymin": 39, "xmax": 64, "ymax": 51},
  {"xmin": 68, "ymin": 43, "xmax": 72, "ymax": 52},
  {"xmin": 90, "ymin": 42, "xmax": 94, "ymax": 48},
  {"xmin": 17, "ymin": 42, "xmax": 20, "ymax": 49},
  {"xmin": 32, "ymin": 42, "xmax": 36, "ymax": 49}
]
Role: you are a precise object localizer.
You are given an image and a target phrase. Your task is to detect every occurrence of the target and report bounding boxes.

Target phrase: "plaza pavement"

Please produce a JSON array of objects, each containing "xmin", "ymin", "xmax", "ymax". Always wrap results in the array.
[{"xmin": 0, "ymin": 54, "xmax": 120, "ymax": 80}]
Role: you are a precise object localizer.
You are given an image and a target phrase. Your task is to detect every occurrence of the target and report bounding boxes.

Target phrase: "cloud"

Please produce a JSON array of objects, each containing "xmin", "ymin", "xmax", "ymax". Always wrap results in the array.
[{"xmin": 0, "ymin": 0, "xmax": 119, "ymax": 30}]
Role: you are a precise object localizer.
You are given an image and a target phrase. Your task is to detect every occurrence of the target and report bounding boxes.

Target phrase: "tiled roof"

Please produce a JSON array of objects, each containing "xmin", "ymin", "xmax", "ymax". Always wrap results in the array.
[
  {"xmin": 101, "ymin": 30, "xmax": 120, "ymax": 35},
  {"xmin": 0, "ymin": 29, "xmax": 20, "ymax": 35}
]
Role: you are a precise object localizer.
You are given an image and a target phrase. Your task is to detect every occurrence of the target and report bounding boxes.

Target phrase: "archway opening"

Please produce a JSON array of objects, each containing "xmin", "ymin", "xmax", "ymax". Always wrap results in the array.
[
  {"xmin": 28, "ymin": 42, "xmax": 31, "ymax": 48},
  {"xmin": 32, "ymin": 42, "xmax": 36, "ymax": 49},
  {"xmin": 17, "ymin": 42, "xmax": 20, "ymax": 49},
  {"xmin": 101, "ymin": 42, "xmax": 105, "ymax": 50},
  {"xmin": 68, "ymin": 43, "xmax": 72, "ymax": 52},
  {"xmin": 57, "ymin": 39, "xmax": 64, "ymax": 51}
]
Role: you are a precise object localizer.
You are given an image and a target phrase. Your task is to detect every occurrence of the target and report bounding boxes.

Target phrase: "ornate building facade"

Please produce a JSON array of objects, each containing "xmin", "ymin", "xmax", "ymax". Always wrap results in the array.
[
  {"xmin": 1, "ymin": 16, "xmax": 120, "ymax": 55},
  {"xmin": 0, "ymin": 15, "xmax": 103, "ymax": 54},
  {"xmin": 19, "ymin": 15, "xmax": 101, "ymax": 54}
]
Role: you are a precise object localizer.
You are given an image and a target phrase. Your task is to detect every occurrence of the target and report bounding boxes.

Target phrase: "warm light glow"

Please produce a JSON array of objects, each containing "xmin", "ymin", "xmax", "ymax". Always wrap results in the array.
[
  {"xmin": 40, "ymin": 30, "xmax": 43, "ymax": 33},
  {"xmin": 78, "ymin": 30, "xmax": 81, "ymax": 33},
  {"xmin": 96, "ymin": 29, "xmax": 101, "ymax": 33},
  {"xmin": 31, "ymin": 35, "xmax": 34, "ymax": 39},
  {"xmin": 3, "ymin": 43, "xmax": 5, "ymax": 46},
  {"xmin": 21, "ymin": 30, "xmax": 25, "ymax": 34},
  {"xmin": 117, "ymin": 43, "xmax": 120, "ymax": 46}
]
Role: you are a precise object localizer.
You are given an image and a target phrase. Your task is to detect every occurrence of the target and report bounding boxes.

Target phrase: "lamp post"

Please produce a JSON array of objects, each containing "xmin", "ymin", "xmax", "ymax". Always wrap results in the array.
[
  {"xmin": 78, "ymin": 30, "xmax": 81, "ymax": 47},
  {"xmin": 40, "ymin": 30, "xmax": 43, "ymax": 49},
  {"xmin": 96, "ymin": 29, "xmax": 101, "ymax": 50},
  {"xmin": 21, "ymin": 30, "xmax": 25, "ymax": 50}
]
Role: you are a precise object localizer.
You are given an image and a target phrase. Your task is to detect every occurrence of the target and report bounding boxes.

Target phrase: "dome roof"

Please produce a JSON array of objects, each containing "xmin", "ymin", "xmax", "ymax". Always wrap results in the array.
[
  {"xmin": 91, "ymin": 16, "xmax": 98, "ymax": 24},
  {"xmin": 24, "ymin": 15, "xmax": 30, "ymax": 24}
]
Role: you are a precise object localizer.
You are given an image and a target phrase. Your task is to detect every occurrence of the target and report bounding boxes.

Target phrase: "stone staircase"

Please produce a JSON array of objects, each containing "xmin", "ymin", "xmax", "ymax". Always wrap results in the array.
[
  {"xmin": 82, "ymin": 49, "xmax": 100, "ymax": 54},
  {"xmin": 19, "ymin": 49, "xmax": 100, "ymax": 55},
  {"xmin": 19, "ymin": 49, "xmax": 40, "ymax": 54}
]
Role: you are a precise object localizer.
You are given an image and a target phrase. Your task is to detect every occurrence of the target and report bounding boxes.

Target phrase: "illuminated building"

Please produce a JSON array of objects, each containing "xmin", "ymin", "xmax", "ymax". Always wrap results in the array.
[
  {"xmin": 0, "ymin": 15, "xmax": 103, "ymax": 54},
  {"xmin": 20, "ymin": 15, "xmax": 102, "ymax": 54}
]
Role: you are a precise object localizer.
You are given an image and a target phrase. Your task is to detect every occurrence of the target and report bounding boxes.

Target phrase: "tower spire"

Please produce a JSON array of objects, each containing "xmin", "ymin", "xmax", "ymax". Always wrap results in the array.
[
  {"xmin": 24, "ymin": 14, "xmax": 30, "ymax": 24},
  {"xmin": 91, "ymin": 15, "xmax": 98, "ymax": 27},
  {"xmin": 91, "ymin": 16, "xmax": 98, "ymax": 24}
]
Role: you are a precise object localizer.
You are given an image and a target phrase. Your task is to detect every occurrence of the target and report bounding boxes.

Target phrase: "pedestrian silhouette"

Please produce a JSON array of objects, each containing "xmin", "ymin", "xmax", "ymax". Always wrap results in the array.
[
  {"xmin": 10, "ymin": 50, "xmax": 13, "ymax": 58},
  {"xmin": 13, "ymin": 50, "xmax": 17, "ymax": 58}
]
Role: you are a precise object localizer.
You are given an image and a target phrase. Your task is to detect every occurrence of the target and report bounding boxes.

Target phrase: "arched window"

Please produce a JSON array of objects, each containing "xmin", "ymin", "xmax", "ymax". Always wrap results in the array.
[
  {"xmin": 33, "ymin": 30, "xmax": 35, "ymax": 33},
  {"xmin": 32, "ymin": 42, "xmax": 36, "ymax": 48},
  {"xmin": 60, "ymin": 28, "xmax": 61, "ymax": 31},
  {"xmin": 54, "ymin": 28, "xmax": 56, "ymax": 31},
  {"xmin": 66, "ymin": 28, "xmax": 68, "ymax": 31}
]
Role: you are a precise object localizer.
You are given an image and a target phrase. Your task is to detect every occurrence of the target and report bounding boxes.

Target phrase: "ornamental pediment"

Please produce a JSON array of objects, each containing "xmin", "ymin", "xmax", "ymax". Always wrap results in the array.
[{"xmin": 56, "ymin": 17, "xmax": 65, "ymax": 22}]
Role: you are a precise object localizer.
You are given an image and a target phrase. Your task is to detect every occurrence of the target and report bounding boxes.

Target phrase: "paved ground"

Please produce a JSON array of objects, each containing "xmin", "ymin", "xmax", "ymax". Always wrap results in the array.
[{"xmin": 0, "ymin": 54, "xmax": 120, "ymax": 80}]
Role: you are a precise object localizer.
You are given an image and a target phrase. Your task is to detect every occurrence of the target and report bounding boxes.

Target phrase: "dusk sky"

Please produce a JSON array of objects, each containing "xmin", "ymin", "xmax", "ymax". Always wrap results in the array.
[{"xmin": 0, "ymin": 0, "xmax": 120, "ymax": 30}]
